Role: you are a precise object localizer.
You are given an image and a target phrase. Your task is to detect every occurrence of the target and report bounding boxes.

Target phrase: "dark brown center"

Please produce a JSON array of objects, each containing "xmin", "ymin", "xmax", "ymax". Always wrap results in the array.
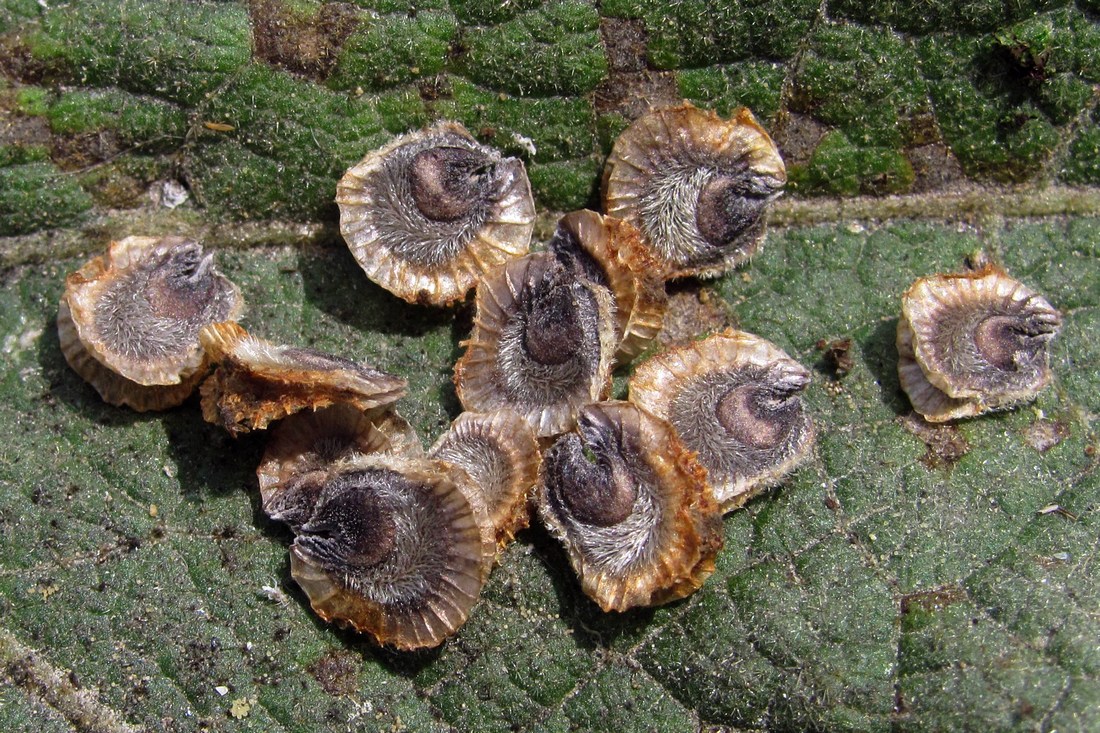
[
  {"xmin": 524, "ymin": 286, "xmax": 582, "ymax": 366},
  {"xmin": 300, "ymin": 472, "xmax": 397, "ymax": 568},
  {"xmin": 716, "ymin": 384, "xmax": 788, "ymax": 449},
  {"xmin": 695, "ymin": 175, "xmax": 765, "ymax": 248},
  {"xmin": 408, "ymin": 146, "xmax": 488, "ymax": 222},
  {"xmin": 974, "ymin": 315, "xmax": 1023, "ymax": 371},
  {"xmin": 145, "ymin": 247, "xmax": 216, "ymax": 320},
  {"xmin": 973, "ymin": 309, "xmax": 1059, "ymax": 372},
  {"xmin": 550, "ymin": 435, "xmax": 636, "ymax": 527}
]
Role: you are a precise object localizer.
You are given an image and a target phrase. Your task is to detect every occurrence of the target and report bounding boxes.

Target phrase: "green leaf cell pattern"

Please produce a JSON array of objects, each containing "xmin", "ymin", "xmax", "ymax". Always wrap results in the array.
[{"xmin": 0, "ymin": 1, "xmax": 1099, "ymax": 731}]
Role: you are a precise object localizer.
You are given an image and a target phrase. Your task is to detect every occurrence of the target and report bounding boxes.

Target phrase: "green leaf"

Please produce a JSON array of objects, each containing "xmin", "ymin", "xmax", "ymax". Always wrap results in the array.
[{"xmin": 0, "ymin": 1, "xmax": 1098, "ymax": 730}]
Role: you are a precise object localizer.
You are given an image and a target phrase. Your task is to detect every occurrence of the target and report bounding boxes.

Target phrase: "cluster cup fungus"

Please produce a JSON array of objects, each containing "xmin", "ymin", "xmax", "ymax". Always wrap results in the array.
[
  {"xmin": 453, "ymin": 251, "xmax": 618, "ymax": 437},
  {"xmin": 429, "ymin": 409, "xmax": 541, "ymax": 550},
  {"xmin": 897, "ymin": 266, "xmax": 1061, "ymax": 422},
  {"xmin": 60, "ymin": 103, "xmax": 1062, "ymax": 648},
  {"xmin": 289, "ymin": 455, "xmax": 496, "ymax": 650},
  {"xmin": 629, "ymin": 330, "xmax": 815, "ymax": 513},
  {"xmin": 59, "ymin": 236, "xmax": 243, "ymax": 411},
  {"xmin": 336, "ymin": 121, "xmax": 536, "ymax": 306},
  {"xmin": 603, "ymin": 103, "xmax": 787, "ymax": 278},
  {"xmin": 537, "ymin": 402, "xmax": 723, "ymax": 612}
]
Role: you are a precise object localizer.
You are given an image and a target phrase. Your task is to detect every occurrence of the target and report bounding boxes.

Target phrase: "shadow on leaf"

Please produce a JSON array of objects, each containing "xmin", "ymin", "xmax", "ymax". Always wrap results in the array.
[
  {"xmin": 296, "ymin": 244, "xmax": 456, "ymax": 338},
  {"xmin": 526, "ymin": 523, "xmax": 658, "ymax": 650},
  {"xmin": 860, "ymin": 317, "xmax": 909, "ymax": 416}
]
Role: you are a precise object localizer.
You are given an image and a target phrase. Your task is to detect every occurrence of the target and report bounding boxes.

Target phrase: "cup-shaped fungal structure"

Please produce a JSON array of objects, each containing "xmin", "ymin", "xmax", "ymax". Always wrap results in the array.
[
  {"xmin": 429, "ymin": 409, "xmax": 540, "ymax": 549},
  {"xmin": 199, "ymin": 322, "xmax": 407, "ymax": 436},
  {"xmin": 548, "ymin": 210, "xmax": 667, "ymax": 363},
  {"xmin": 58, "ymin": 236, "xmax": 242, "ymax": 411},
  {"xmin": 537, "ymin": 402, "xmax": 723, "ymax": 612},
  {"xmin": 336, "ymin": 121, "xmax": 536, "ymax": 306},
  {"xmin": 257, "ymin": 404, "xmax": 422, "ymax": 531},
  {"xmin": 289, "ymin": 455, "xmax": 495, "ymax": 650},
  {"xmin": 629, "ymin": 330, "xmax": 814, "ymax": 513},
  {"xmin": 604, "ymin": 103, "xmax": 785, "ymax": 279},
  {"xmin": 897, "ymin": 267, "xmax": 1061, "ymax": 422},
  {"xmin": 454, "ymin": 252, "xmax": 616, "ymax": 437}
]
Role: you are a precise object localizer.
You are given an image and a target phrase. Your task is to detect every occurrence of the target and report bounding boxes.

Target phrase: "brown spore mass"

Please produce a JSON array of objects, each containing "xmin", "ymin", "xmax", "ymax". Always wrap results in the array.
[
  {"xmin": 716, "ymin": 385, "xmax": 787, "ymax": 449},
  {"xmin": 409, "ymin": 147, "xmax": 486, "ymax": 222},
  {"xmin": 547, "ymin": 436, "xmax": 636, "ymax": 527},
  {"xmin": 299, "ymin": 474, "xmax": 397, "ymax": 569},
  {"xmin": 694, "ymin": 175, "xmax": 763, "ymax": 249},
  {"xmin": 524, "ymin": 287, "xmax": 583, "ymax": 366}
]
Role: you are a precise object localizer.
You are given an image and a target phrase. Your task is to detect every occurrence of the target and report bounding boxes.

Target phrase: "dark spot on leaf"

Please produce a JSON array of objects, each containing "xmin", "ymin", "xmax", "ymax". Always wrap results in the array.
[
  {"xmin": 907, "ymin": 142, "xmax": 966, "ymax": 193},
  {"xmin": 307, "ymin": 649, "xmax": 359, "ymax": 697},
  {"xmin": 899, "ymin": 584, "xmax": 968, "ymax": 614},
  {"xmin": 815, "ymin": 337, "xmax": 854, "ymax": 378},
  {"xmin": 250, "ymin": 0, "xmax": 360, "ymax": 81},
  {"xmin": 772, "ymin": 113, "xmax": 829, "ymax": 168},
  {"xmin": 1023, "ymin": 419, "xmax": 1069, "ymax": 453},
  {"xmin": 214, "ymin": 524, "xmax": 238, "ymax": 540},
  {"xmin": 898, "ymin": 413, "xmax": 971, "ymax": 469},
  {"xmin": 594, "ymin": 18, "xmax": 679, "ymax": 119},
  {"xmin": 50, "ymin": 130, "xmax": 121, "ymax": 171}
]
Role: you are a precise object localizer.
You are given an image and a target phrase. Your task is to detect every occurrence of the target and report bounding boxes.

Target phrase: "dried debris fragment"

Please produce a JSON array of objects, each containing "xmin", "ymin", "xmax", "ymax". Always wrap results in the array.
[{"xmin": 199, "ymin": 322, "xmax": 406, "ymax": 435}]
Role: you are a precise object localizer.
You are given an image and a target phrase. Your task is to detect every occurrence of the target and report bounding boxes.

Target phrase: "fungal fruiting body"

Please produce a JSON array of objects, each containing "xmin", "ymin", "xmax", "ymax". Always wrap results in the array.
[
  {"xmin": 336, "ymin": 121, "xmax": 536, "ymax": 306},
  {"xmin": 537, "ymin": 402, "xmax": 723, "ymax": 612},
  {"xmin": 257, "ymin": 404, "xmax": 421, "ymax": 531},
  {"xmin": 603, "ymin": 103, "xmax": 786, "ymax": 279},
  {"xmin": 59, "ymin": 236, "xmax": 242, "ymax": 411},
  {"xmin": 289, "ymin": 455, "xmax": 494, "ymax": 650},
  {"xmin": 629, "ymin": 330, "xmax": 814, "ymax": 512},
  {"xmin": 898, "ymin": 267, "xmax": 1061, "ymax": 422},
  {"xmin": 198, "ymin": 322, "xmax": 407, "ymax": 435},
  {"xmin": 429, "ymin": 409, "xmax": 541, "ymax": 549},
  {"xmin": 453, "ymin": 252, "xmax": 616, "ymax": 437},
  {"xmin": 547, "ymin": 210, "xmax": 668, "ymax": 363}
]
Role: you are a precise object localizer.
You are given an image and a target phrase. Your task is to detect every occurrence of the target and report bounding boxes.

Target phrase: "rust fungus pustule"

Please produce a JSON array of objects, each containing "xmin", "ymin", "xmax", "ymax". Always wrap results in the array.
[
  {"xmin": 198, "ymin": 322, "xmax": 406, "ymax": 435},
  {"xmin": 429, "ymin": 409, "xmax": 540, "ymax": 549},
  {"xmin": 548, "ymin": 210, "xmax": 668, "ymax": 363},
  {"xmin": 537, "ymin": 402, "xmax": 723, "ymax": 612},
  {"xmin": 603, "ymin": 103, "xmax": 786, "ymax": 279},
  {"xmin": 58, "ymin": 236, "xmax": 243, "ymax": 411},
  {"xmin": 336, "ymin": 121, "xmax": 536, "ymax": 306},
  {"xmin": 898, "ymin": 266, "xmax": 1061, "ymax": 422},
  {"xmin": 289, "ymin": 455, "xmax": 495, "ymax": 650},
  {"xmin": 257, "ymin": 404, "xmax": 422, "ymax": 531},
  {"xmin": 629, "ymin": 330, "xmax": 814, "ymax": 512},
  {"xmin": 453, "ymin": 252, "xmax": 616, "ymax": 438}
]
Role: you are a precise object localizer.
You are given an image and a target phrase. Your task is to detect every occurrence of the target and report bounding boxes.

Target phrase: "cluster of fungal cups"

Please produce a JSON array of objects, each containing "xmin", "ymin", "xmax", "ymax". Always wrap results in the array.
[
  {"xmin": 332, "ymin": 104, "xmax": 814, "ymax": 619},
  {"xmin": 58, "ymin": 102, "xmax": 1061, "ymax": 651}
]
